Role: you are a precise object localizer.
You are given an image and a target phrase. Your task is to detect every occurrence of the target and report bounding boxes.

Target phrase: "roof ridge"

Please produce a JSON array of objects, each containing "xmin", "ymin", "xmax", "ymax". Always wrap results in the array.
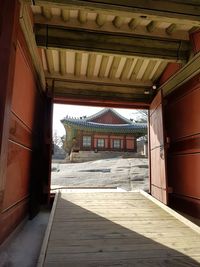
[
  {"xmin": 84, "ymin": 108, "xmax": 110, "ymax": 121},
  {"xmin": 85, "ymin": 108, "xmax": 132, "ymax": 124}
]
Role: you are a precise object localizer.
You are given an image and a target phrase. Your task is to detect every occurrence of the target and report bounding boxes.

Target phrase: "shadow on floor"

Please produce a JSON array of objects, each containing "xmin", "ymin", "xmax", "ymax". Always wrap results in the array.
[
  {"xmin": 0, "ymin": 209, "xmax": 50, "ymax": 267},
  {"xmin": 43, "ymin": 195, "xmax": 200, "ymax": 266}
]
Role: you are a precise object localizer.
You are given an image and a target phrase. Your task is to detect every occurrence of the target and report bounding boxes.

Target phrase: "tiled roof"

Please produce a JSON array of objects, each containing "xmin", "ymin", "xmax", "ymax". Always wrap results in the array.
[
  {"xmin": 61, "ymin": 117, "xmax": 147, "ymax": 134},
  {"xmin": 85, "ymin": 108, "xmax": 132, "ymax": 124}
]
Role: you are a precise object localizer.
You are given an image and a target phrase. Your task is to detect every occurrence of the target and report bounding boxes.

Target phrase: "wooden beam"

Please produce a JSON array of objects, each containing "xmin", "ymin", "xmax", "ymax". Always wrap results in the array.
[
  {"xmin": 59, "ymin": 50, "xmax": 66, "ymax": 75},
  {"xmin": 42, "ymin": 6, "xmax": 52, "ymax": 20},
  {"xmin": 33, "ymin": 0, "xmax": 200, "ymax": 26},
  {"xmin": 20, "ymin": 3, "xmax": 45, "ymax": 89},
  {"xmin": 45, "ymin": 49, "xmax": 54, "ymax": 73},
  {"xmin": 142, "ymin": 59, "xmax": 157, "ymax": 81},
  {"xmin": 166, "ymin": 24, "xmax": 177, "ymax": 35},
  {"xmin": 33, "ymin": 15, "xmax": 190, "ymax": 41},
  {"xmin": 108, "ymin": 56, "xmax": 121, "ymax": 78},
  {"xmin": 112, "ymin": 16, "xmax": 125, "ymax": 29},
  {"xmin": 35, "ymin": 25, "xmax": 189, "ymax": 61},
  {"xmin": 61, "ymin": 9, "xmax": 70, "ymax": 22},
  {"xmin": 96, "ymin": 14, "xmax": 107, "ymax": 27},
  {"xmin": 75, "ymin": 52, "xmax": 82, "ymax": 76},
  {"xmin": 53, "ymin": 87, "xmax": 152, "ymax": 105},
  {"xmin": 45, "ymin": 72, "xmax": 153, "ymax": 88},
  {"xmin": 146, "ymin": 21, "xmax": 158, "ymax": 33},
  {"xmin": 136, "ymin": 59, "xmax": 150, "ymax": 80},
  {"xmin": 98, "ymin": 55, "xmax": 109, "ymax": 77},
  {"xmin": 87, "ymin": 54, "xmax": 96, "ymax": 77},
  {"xmin": 120, "ymin": 58, "xmax": 134, "ymax": 80},
  {"xmin": 47, "ymin": 78, "xmax": 153, "ymax": 104},
  {"xmin": 78, "ymin": 10, "xmax": 87, "ymax": 24},
  {"xmin": 53, "ymin": 80, "xmax": 149, "ymax": 96},
  {"xmin": 128, "ymin": 18, "xmax": 140, "ymax": 31},
  {"xmin": 131, "ymin": 59, "xmax": 144, "ymax": 80},
  {"xmin": 54, "ymin": 96, "xmax": 150, "ymax": 109},
  {"xmin": 160, "ymin": 51, "xmax": 200, "ymax": 96}
]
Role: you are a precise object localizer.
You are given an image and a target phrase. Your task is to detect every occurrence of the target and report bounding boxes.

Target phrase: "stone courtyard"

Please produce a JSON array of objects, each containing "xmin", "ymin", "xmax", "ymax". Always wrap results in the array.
[{"xmin": 51, "ymin": 157, "xmax": 149, "ymax": 192}]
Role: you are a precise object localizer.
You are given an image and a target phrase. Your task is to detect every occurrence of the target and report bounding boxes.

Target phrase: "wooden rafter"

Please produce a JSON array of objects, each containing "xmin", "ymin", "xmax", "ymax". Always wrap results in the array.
[{"xmin": 32, "ymin": 0, "xmax": 200, "ymax": 27}]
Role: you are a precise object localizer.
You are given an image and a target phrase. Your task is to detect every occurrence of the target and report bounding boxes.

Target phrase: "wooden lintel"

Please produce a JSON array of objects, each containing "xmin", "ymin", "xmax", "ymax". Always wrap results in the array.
[
  {"xmin": 160, "ymin": 51, "xmax": 200, "ymax": 96},
  {"xmin": 50, "ymin": 80, "xmax": 150, "ymax": 96},
  {"xmin": 35, "ymin": 25, "xmax": 189, "ymax": 61},
  {"xmin": 33, "ymin": 0, "xmax": 200, "ymax": 27},
  {"xmin": 53, "ymin": 88, "xmax": 152, "ymax": 107},
  {"xmin": 45, "ymin": 73, "xmax": 153, "ymax": 88},
  {"xmin": 54, "ymin": 96, "xmax": 150, "ymax": 109}
]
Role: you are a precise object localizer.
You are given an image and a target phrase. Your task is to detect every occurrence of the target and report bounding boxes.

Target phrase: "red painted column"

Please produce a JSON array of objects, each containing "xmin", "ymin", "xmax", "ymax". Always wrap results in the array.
[
  {"xmin": 133, "ymin": 137, "xmax": 137, "ymax": 152},
  {"xmin": 0, "ymin": 0, "xmax": 20, "ymax": 209},
  {"xmin": 91, "ymin": 133, "xmax": 94, "ymax": 150},
  {"xmin": 108, "ymin": 135, "xmax": 111, "ymax": 150},
  {"xmin": 190, "ymin": 30, "xmax": 200, "ymax": 54},
  {"xmin": 123, "ymin": 135, "xmax": 126, "ymax": 152}
]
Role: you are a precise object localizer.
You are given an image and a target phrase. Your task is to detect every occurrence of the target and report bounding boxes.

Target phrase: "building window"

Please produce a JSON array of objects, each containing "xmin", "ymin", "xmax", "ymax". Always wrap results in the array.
[
  {"xmin": 113, "ymin": 139, "xmax": 121, "ymax": 149},
  {"xmin": 83, "ymin": 136, "xmax": 91, "ymax": 147},
  {"xmin": 97, "ymin": 138, "xmax": 105, "ymax": 148}
]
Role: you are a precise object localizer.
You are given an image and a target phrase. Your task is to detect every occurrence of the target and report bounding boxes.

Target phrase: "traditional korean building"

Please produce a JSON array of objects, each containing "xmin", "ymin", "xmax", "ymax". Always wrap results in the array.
[{"xmin": 61, "ymin": 108, "xmax": 147, "ymax": 153}]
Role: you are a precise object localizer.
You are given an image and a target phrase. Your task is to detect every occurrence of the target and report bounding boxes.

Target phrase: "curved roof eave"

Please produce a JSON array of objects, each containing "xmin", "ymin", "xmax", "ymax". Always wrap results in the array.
[{"xmin": 62, "ymin": 118, "xmax": 147, "ymax": 134}]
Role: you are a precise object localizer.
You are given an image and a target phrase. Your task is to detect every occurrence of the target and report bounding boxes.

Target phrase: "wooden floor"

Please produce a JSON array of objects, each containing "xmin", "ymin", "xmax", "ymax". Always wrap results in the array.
[{"xmin": 39, "ymin": 191, "xmax": 200, "ymax": 267}]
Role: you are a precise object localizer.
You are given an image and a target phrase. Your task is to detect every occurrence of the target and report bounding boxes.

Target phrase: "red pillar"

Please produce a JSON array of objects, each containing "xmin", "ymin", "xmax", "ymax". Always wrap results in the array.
[
  {"xmin": 108, "ymin": 135, "xmax": 111, "ymax": 150},
  {"xmin": 123, "ymin": 135, "xmax": 126, "ymax": 152},
  {"xmin": 91, "ymin": 133, "xmax": 94, "ymax": 150},
  {"xmin": 0, "ymin": 0, "xmax": 20, "ymax": 209}
]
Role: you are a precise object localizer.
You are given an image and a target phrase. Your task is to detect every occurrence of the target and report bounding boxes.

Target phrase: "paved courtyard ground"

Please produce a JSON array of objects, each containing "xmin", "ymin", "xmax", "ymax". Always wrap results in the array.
[{"xmin": 51, "ymin": 157, "xmax": 149, "ymax": 192}]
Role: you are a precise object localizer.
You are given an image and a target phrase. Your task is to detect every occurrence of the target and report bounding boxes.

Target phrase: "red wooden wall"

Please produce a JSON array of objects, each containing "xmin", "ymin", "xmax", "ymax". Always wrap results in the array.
[
  {"xmin": 0, "ymin": 0, "xmax": 51, "ymax": 244},
  {"xmin": 78, "ymin": 131, "xmax": 136, "ymax": 152},
  {"xmin": 165, "ymin": 74, "xmax": 200, "ymax": 218}
]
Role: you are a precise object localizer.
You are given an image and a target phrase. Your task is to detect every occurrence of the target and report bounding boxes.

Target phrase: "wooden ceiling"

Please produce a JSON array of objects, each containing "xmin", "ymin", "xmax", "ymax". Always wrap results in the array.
[{"xmin": 22, "ymin": 1, "xmax": 200, "ymax": 107}]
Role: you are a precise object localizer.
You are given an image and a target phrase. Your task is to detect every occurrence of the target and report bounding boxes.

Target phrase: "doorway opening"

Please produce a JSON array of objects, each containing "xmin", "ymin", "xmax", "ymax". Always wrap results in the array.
[{"xmin": 51, "ymin": 103, "xmax": 149, "ymax": 193}]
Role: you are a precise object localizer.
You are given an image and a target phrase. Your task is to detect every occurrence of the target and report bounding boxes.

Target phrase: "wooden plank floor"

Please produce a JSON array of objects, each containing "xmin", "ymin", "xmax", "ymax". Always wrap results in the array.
[{"xmin": 39, "ymin": 192, "xmax": 200, "ymax": 267}]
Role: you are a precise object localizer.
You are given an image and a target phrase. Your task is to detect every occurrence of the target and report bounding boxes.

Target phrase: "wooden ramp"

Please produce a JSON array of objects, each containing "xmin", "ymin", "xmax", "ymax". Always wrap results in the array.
[{"xmin": 38, "ymin": 191, "xmax": 200, "ymax": 267}]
